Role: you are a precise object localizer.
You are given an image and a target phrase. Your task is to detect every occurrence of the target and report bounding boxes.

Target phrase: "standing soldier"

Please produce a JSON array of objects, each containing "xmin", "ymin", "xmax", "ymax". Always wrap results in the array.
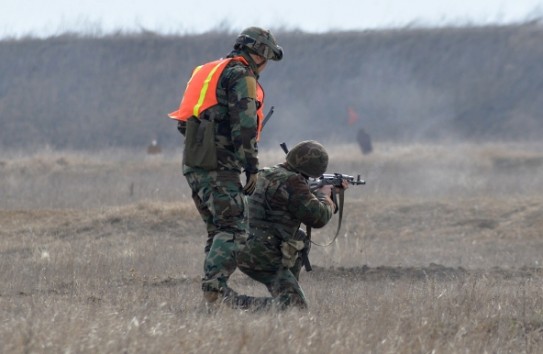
[
  {"xmin": 222, "ymin": 140, "xmax": 348, "ymax": 310},
  {"xmin": 168, "ymin": 27, "xmax": 283, "ymax": 305},
  {"xmin": 356, "ymin": 127, "xmax": 373, "ymax": 155}
]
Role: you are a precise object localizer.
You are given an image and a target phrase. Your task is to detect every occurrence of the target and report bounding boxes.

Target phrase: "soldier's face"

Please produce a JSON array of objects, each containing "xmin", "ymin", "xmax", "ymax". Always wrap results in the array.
[
  {"xmin": 250, "ymin": 53, "xmax": 268, "ymax": 73},
  {"xmin": 257, "ymin": 60, "xmax": 268, "ymax": 73}
]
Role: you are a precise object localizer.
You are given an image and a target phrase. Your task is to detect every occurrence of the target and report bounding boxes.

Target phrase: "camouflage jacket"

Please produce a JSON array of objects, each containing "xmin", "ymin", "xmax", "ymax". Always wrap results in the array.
[
  {"xmin": 248, "ymin": 163, "xmax": 334, "ymax": 245},
  {"xmin": 179, "ymin": 50, "xmax": 261, "ymax": 175}
]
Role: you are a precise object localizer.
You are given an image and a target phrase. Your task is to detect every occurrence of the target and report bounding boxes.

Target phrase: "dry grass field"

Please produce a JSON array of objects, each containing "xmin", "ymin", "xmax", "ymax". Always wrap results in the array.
[{"xmin": 1, "ymin": 142, "xmax": 543, "ymax": 353}]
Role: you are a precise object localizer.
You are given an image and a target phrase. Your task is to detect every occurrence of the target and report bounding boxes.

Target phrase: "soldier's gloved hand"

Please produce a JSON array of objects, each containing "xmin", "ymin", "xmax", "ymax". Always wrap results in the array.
[{"xmin": 243, "ymin": 172, "xmax": 258, "ymax": 195}]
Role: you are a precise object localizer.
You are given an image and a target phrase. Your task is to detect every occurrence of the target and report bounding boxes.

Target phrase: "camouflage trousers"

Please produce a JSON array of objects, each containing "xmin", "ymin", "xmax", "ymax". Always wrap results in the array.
[
  {"xmin": 226, "ymin": 231, "xmax": 309, "ymax": 311},
  {"xmin": 184, "ymin": 169, "xmax": 246, "ymax": 295}
]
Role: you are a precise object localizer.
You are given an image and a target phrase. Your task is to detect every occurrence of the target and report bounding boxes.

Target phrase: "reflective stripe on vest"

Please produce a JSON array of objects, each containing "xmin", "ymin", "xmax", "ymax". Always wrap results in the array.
[{"xmin": 168, "ymin": 56, "xmax": 265, "ymax": 141}]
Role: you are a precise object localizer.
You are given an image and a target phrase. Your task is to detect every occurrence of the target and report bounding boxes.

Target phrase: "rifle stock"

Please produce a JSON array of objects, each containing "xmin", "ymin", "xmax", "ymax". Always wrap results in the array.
[
  {"xmin": 300, "ymin": 248, "xmax": 312, "ymax": 271},
  {"xmin": 309, "ymin": 173, "xmax": 366, "ymax": 191}
]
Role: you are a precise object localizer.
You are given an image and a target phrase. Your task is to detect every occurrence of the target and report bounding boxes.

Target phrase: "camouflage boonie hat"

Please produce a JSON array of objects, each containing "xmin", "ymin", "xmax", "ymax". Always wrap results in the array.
[
  {"xmin": 234, "ymin": 27, "xmax": 283, "ymax": 61},
  {"xmin": 286, "ymin": 140, "xmax": 328, "ymax": 178}
]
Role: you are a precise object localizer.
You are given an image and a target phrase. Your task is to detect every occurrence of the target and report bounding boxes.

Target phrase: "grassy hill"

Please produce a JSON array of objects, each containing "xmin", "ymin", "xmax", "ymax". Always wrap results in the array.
[{"xmin": 1, "ymin": 23, "xmax": 543, "ymax": 151}]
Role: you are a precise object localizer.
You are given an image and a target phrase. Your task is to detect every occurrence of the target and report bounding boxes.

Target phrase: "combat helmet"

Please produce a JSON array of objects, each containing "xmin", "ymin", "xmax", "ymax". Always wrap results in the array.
[
  {"xmin": 234, "ymin": 27, "xmax": 283, "ymax": 61},
  {"xmin": 286, "ymin": 140, "xmax": 328, "ymax": 178}
]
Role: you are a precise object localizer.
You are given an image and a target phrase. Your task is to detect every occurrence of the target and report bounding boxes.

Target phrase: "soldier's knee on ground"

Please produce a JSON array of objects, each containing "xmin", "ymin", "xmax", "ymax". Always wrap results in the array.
[
  {"xmin": 222, "ymin": 289, "xmax": 274, "ymax": 312},
  {"xmin": 277, "ymin": 293, "xmax": 308, "ymax": 310}
]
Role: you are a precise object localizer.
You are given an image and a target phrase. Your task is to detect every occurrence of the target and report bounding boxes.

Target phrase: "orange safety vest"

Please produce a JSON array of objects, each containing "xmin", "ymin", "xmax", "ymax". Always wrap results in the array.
[{"xmin": 169, "ymin": 56, "xmax": 265, "ymax": 141}]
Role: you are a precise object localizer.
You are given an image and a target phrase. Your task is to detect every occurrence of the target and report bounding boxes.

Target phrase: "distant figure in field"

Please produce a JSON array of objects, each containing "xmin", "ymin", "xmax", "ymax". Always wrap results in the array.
[
  {"xmin": 147, "ymin": 139, "xmax": 162, "ymax": 155},
  {"xmin": 356, "ymin": 128, "xmax": 373, "ymax": 155}
]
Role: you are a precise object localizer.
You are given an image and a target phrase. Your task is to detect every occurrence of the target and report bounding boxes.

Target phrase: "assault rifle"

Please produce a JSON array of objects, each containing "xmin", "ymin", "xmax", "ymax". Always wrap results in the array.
[
  {"xmin": 280, "ymin": 142, "xmax": 366, "ymax": 271},
  {"xmin": 302, "ymin": 174, "xmax": 365, "ymax": 271},
  {"xmin": 281, "ymin": 142, "xmax": 365, "ymax": 189},
  {"xmin": 309, "ymin": 173, "xmax": 366, "ymax": 191}
]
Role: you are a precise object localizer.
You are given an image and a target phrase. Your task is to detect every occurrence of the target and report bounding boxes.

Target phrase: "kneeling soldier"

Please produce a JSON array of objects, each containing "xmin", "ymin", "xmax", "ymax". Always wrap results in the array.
[{"xmin": 223, "ymin": 140, "xmax": 348, "ymax": 310}]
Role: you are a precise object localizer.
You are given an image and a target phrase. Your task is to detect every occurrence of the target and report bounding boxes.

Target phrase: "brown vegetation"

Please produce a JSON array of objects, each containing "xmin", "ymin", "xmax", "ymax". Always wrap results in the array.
[
  {"xmin": 1, "ymin": 142, "xmax": 543, "ymax": 352},
  {"xmin": 2, "ymin": 23, "xmax": 543, "ymax": 151}
]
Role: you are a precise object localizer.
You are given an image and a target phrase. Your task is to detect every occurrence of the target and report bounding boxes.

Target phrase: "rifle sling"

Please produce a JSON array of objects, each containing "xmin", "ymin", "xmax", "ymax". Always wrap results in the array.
[{"xmin": 308, "ymin": 188, "xmax": 345, "ymax": 247}]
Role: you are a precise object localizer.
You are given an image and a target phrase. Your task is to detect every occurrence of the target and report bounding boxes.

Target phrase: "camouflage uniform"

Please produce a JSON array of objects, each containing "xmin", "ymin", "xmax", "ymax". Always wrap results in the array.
[
  {"xmin": 174, "ymin": 27, "xmax": 282, "ymax": 304},
  {"xmin": 226, "ymin": 162, "xmax": 334, "ymax": 310},
  {"xmin": 177, "ymin": 49, "xmax": 263, "ymax": 297}
]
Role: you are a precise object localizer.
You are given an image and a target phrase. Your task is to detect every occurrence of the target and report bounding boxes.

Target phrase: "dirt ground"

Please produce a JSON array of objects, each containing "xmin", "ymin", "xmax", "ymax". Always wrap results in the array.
[
  {"xmin": 1, "ymin": 143, "xmax": 543, "ymax": 352},
  {"xmin": 2, "ymin": 142, "xmax": 543, "ymax": 292},
  {"xmin": 2, "ymin": 195, "xmax": 542, "ymax": 278}
]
